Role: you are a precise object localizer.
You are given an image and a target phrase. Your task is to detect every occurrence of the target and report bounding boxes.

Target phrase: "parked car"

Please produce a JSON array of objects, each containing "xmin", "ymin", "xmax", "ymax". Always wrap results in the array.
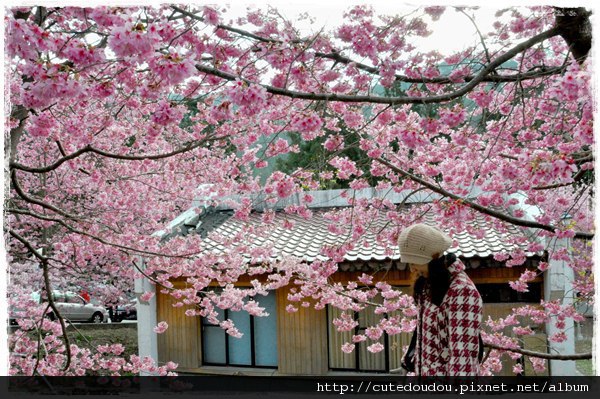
[
  {"xmin": 109, "ymin": 298, "xmax": 137, "ymax": 322},
  {"xmin": 11, "ymin": 291, "xmax": 109, "ymax": 324}
]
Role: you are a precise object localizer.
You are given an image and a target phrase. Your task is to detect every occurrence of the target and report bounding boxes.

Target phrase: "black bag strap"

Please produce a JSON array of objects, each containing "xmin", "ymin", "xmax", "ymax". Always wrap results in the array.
[{"xmin": 400, "ymin": 329, "xmax": 418, "ymax": 372}]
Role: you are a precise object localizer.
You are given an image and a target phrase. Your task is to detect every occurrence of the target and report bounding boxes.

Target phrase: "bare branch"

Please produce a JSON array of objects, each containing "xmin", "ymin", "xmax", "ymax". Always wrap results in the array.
[
  {"xmin": 315, "ymin": 52, "xmax": 566, "ymax": 84},
  {"xmin": 171, "ymin": 5, "xmax": 303, "ymax": 44},
  {"xmin": 457, "ymin": 8, "xmax": 492, "ymax": 64},
  {"xmin": 484, "ymin": 341, "xmax": 592, "ymax": 360}
]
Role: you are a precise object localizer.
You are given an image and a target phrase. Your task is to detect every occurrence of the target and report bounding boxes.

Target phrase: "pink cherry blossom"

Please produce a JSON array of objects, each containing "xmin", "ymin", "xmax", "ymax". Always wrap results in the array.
[
  {"xmin": 365, "ymin": 326, "xmax": 383, "ymax": 340},
  {"xmin": 140, "ymin": 292, "xmax": 155, "ymax": 302},
  {"xmin": 366, "ymin": 342, "xmax": 384, "ymax": 353},
  {"xmin": 352, "ymin": 334, "xmax": 367, "ymax": 343},
  {"xmin": 149, "ymin": 52, "xmax": 197, "ymax": 85},
  {"xmin": 341, "ymin": 343, "xmax": 355, "ymax": 354},
  {"xmin": 153, "ymin": 321, "xmax": 169, "ymax": 334},
  {"xmin": 28, "ymin": 112, "xmax": 58, "ymax": 138},
  {"xmin": 512, "ymin": 363, "xmax": 523, "ymax": 374},
  {"xmin": 108, "ymin": 22, "xmax": 160, "ymax": 59},
  {"xmin": 424, "ymin": 6, "xmax": 446, "ymax": 21},
  {"xmin": 226, "ymin": 80, "xmax": 268, "ymax": 116},
  {"xmin": 291, "ymin": 112, "xmax": 324, "ymax": 140},
  {"xmin": 203, "ymin": 7, "xmax": 220, "ymax": 25},
  {"xmin": 150, "ymin": 100, "xmax": 184, "ymax": 126}
]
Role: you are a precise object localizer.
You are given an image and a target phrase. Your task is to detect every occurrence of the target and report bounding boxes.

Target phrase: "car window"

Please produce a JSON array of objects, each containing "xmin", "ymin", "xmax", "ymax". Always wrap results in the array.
[
  {"xmin": 65, "ymin": 294, "xmax": 84, "ymax": 304},
  {"xmin": 51, "ymin": 293, "xmax": 66, "ymax": 303}
]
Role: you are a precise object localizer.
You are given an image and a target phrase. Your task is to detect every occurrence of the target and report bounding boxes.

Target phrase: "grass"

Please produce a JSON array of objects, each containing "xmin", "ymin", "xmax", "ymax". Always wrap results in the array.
[
  {"xmin": 575, "ymin": 338, "xmax": 594, "ymax": 376},
  {"xmin": 69, "ymin": 324, "xmax": 138, "ymax": 358},
  {"xmin": 10, "ymin": 323, "xmax": 139, "ymax": 374}
]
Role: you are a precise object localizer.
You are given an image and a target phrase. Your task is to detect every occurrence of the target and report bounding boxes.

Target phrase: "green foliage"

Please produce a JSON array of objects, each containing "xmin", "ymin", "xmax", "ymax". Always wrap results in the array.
[{"xmin": 275, "ymin": 128, "xmax": 377, "ymax": 189}]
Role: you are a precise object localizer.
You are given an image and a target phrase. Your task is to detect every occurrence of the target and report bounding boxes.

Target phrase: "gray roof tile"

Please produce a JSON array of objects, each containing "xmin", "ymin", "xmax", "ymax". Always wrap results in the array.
[{"xmin": 188, "ymin": 207, "xmax": 540, "ymax": 264}]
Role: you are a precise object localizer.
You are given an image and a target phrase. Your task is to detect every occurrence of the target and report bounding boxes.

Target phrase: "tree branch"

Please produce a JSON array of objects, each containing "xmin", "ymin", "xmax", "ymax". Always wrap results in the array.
[
  {"xmin": 195, "ymin": 27, "xmax": 561, "ymax": 105},
  {"xmin": 554, "ymin": 7, "xmax": 592, "ymax": 64},
  {"xmin": 9, "ymin": 230, "xmax": 47, "ymax": 262},
  {"xmin": 171, "ymin": 5, "xmax": 304, "ymax": 44},
  {"xmin": 484, "ymin": 341, "xmax": 592, "ymax": 360},
  {"xmin": 314, "ymin": 52, "xmax": 565, "ymax": 84},
  {"xmin": 533, "ymin": 168, "xmax": 590, "ymax": 190},
  {"xmin": 10, "ymin": 170, "xmax": 81, "ymax": 220},
  {"xmin": 7, "ymin": 105, "xmax": 30, "ymax": 164},
  {"xmin": 9, "ymin": 230, "xmax": 72, "ymax": 373},
  {"xmin": 8, "ymin": 208, "xmax": 205, "ymax": 259},
  {"xmin": 172, "ymin": 5, "xmax": 565, "ymax": 85},
  {"xmin": 9, "ymin": 138, "xmax": 216, "ymax": 174},
  {"xmin": 373, "ymin": 157, "xmax": 593, "ymax": 240},
  {"xmin": 40, "ymin": 258, "xmax": 72, "ymax": 372},
  {"xmin": 457, "ymin": 8, "xmax": 492, "ymax": 64}
]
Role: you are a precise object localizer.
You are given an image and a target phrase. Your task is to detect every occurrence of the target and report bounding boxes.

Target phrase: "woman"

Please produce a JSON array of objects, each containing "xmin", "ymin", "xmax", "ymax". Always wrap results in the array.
[{"xmin": 399, "ymin": 223, "xmax": 483, "ymax": 376}]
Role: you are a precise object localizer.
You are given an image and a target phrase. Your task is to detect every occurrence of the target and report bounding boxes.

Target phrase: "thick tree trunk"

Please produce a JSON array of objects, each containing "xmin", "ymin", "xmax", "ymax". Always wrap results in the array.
[{"xmin": 554, "ymin": 7, "xmax": 592, "ymax": 64}]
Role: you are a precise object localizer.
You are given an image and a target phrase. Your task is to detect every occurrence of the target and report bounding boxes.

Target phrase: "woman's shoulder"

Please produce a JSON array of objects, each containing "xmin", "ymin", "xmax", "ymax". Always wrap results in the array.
[{"xmin": 447, "ymin": 270, "xmax": 481, "ymax": 298}]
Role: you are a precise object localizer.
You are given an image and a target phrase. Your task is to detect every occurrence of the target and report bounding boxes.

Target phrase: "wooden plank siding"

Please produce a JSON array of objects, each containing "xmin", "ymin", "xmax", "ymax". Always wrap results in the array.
[
  {"xmin": 157, "ymin": 264, "xmax": 543, "ymax": 375},
  {"xmin": 468, "ymin": 266, "xmax": 543, "ymax": 284},
  {"xmin": 482, "ymin": 303, "xmax": 548, "ymax": 376},
  {"xmin": 328, "ymin": 269, "xmax": 412, "ymax": 286},
  {"xmin": 276, "ymin": 286, "xmax": 328, "ymax": 375},
  {"xmin": 156, "ymin": 289, "xmax": 202, "ymax": 369}
]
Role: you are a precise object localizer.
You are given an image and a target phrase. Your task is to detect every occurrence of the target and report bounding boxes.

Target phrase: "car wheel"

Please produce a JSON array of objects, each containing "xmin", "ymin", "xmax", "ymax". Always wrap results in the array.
[{"xmin": 91, "ymin": 312, "xmax": 103, "ymax": 324}]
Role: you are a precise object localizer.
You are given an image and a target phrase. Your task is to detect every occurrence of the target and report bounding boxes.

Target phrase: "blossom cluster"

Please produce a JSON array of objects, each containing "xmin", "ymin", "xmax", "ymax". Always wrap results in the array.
[
  {"xmin": 108, "ymin": 22, "xmax": 161, "ymax": 59},
  {"xmin": 226, "ymin": 80, "xmax": 268, "ymax": 116},
  {"xmin": 149, "ymin": 52, "xmax": 197, "ymax": 86}
]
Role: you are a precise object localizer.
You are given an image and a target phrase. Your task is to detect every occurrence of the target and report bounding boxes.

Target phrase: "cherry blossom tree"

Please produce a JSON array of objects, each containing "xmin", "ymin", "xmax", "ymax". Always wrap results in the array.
[{"xmin": 4, "ymin": 4, "xmax": 593, "ymax": 376}]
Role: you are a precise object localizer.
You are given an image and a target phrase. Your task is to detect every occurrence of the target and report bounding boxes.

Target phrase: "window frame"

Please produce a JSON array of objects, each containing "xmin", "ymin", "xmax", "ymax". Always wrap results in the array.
[
  {"xmin": 200, "ymin": 293, "xmax": 277, "ymax": 369},
  {"xmin": 326, "ymin": 296, "xmax": 407, "ymax": 374}
]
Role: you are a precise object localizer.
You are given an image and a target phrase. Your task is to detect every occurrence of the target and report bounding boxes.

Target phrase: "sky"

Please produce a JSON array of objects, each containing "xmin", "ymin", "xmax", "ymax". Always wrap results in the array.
[
  {"xmin": 1, "ymin": 0, "xmax": 598, "ymax": 376},
  {"xmin": 219, "ymin": 1, "xmax": 498, "ymax": 54}
]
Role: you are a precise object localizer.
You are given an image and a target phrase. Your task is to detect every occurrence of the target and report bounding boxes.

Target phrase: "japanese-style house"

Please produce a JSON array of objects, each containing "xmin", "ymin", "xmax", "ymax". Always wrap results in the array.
[{"xmin": 136, "ymin": 188, "xmax": 575, "ymax": 376}]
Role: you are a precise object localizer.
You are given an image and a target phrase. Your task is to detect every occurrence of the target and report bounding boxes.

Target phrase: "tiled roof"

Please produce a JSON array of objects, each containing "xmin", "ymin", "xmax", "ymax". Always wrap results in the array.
[{"xmin": 173, "ymin": 206, "xmax": 538, "ymax": 264}]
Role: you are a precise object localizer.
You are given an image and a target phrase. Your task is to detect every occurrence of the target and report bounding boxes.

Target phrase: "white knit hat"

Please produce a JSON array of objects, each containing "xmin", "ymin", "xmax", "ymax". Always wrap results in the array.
[{"xmin": 398, "ymin": 223, "xmax": 453, "ymax": 265}]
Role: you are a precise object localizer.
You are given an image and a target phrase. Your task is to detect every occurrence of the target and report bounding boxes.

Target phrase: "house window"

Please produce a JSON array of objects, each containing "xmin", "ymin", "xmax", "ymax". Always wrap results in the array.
[
  {"xmin": 327, "ymin": 291, "xmax": 411, "ymax": 373},
  {"xmin": 477, "ymin": 283, "xmax": 542, "ymax": 303},
  {"xmin": 201, "ymin": 291, "xmax": 277, "ymax": 368}
]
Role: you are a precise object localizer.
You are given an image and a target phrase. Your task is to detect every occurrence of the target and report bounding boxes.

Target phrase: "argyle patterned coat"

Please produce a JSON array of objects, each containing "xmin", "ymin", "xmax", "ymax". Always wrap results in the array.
[{"xmin": 412, "ymin": 259, "xmax": 483, "ymax": 376}]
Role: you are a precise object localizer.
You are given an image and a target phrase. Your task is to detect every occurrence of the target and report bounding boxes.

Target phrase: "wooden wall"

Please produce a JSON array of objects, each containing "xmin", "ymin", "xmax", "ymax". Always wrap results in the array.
[
  {"xmin": 276, "ymin": 286, "xmax": 328, "ymax": 375},
  {"xmin": 156, "ymin": 289, "xmax": 202, "ymax": 369},
  {"xmin": 158, "ymin": 265, "xmax": 545, "ymax": 375},
  {"xmin": 482, "ymin": 303, "xmax": 548, "ymax": 376},
  {"xmin": 468, "ymin": 266, "xmax": 543, "ymax": 284},
  {"xmin": 329, "ymin": 269, "xmax": 412, "ymax": 286}
]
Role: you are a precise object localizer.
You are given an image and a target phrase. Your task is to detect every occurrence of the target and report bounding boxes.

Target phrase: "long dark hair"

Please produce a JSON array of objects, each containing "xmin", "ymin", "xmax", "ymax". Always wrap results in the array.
[{"xmin": 413, "ymin": 253, "xmax": 457, "ymax": 306}]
